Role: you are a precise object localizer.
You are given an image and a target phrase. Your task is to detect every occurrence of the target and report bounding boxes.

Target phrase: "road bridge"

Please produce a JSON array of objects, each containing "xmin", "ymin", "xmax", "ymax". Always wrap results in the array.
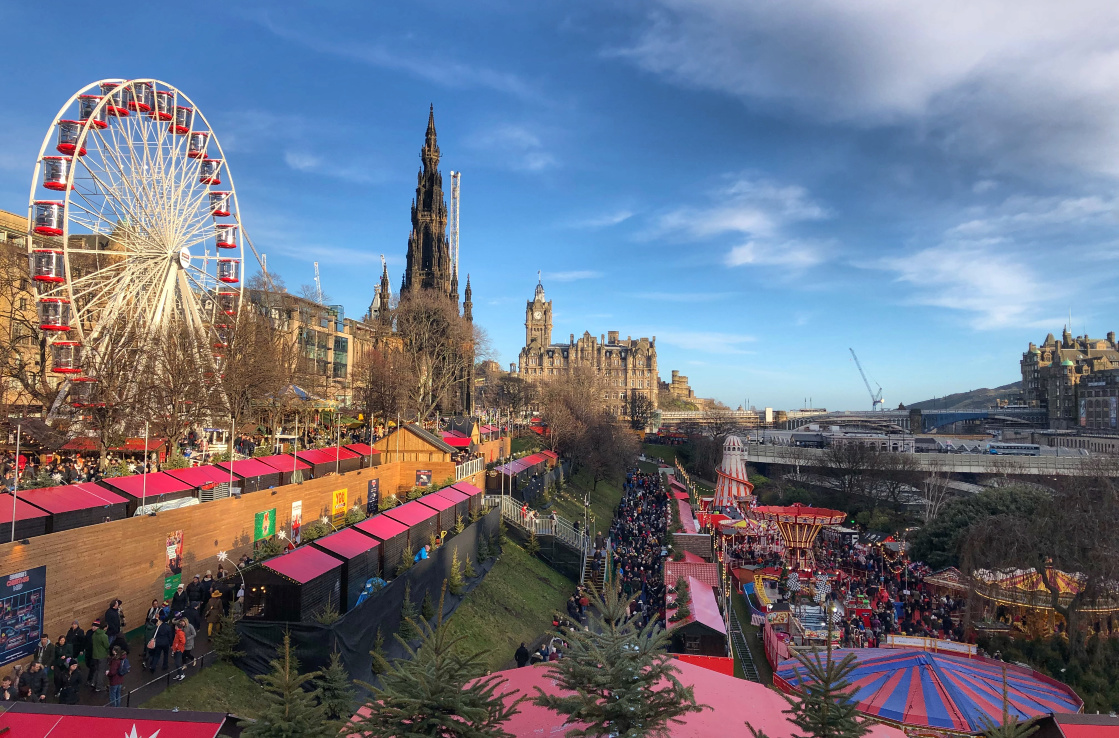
[
  {"xmin": 747, "ymin": 443, "xmax": 1096, "ymax": 476},
  {"xmin": 783, "ymin": 408, "xmax": 1047, "ymax": 433}
]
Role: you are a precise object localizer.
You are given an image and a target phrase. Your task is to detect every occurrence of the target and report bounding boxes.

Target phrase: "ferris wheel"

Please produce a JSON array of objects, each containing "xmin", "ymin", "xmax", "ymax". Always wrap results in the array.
[{"xmin": 26, "ymin": 79, "xmax": 259, "ymax": 408}]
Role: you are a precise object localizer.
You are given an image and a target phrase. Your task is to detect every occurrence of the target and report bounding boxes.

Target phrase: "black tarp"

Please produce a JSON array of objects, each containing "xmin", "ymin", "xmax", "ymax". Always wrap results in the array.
[{"xmin": 235, "ymin": 509, "xmax": 502, "ymax": 694}]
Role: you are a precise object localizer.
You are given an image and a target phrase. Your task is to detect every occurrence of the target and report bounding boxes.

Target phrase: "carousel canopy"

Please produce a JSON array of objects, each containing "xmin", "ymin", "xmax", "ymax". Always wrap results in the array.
[{"xmin": 776, "ymin": 649, "xmax": 1082, "ymax": 734}]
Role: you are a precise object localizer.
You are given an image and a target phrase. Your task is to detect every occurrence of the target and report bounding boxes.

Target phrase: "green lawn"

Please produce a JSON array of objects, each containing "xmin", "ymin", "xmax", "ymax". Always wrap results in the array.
[
  {"xmin": 534, "ymin": 469, "xmax": 623, "ymax": 539},
  {"xmin": 642, "ymin": 444, "xmax": 678, "ymax": 465},
  {"xmin": 142, "ymin": 661, "xmax": 264, "ymax": 719},
  {"xmin": 445, "ymin": 539, "xmax": 575, "ymax": 672},
  {"xmin": 511, "ymin": 434, "xmax": 544, "ymax": 455}
]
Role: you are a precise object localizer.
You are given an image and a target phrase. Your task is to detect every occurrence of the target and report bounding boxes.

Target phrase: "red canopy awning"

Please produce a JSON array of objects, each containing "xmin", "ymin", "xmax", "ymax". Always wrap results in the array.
[
  {"xmin": 16, "ymin": 483, "xmax": 128, "ymax": 514},
  {"xmin": 0, "ymin": 704, "xmax": 226, "ymax": 738},
  {"xmin": 216, "ymin": 458, "xmax": 282, "ymax": 479},
  {"xmin": 256, "ymin": 454, "xmax": 312, "ymax": 472},
  {"xmin": 313, "ymin": 528, "xmax": 379, "ymax": 560},
  {"xmin": 540, "ymin": 450, "xmax": 558, "ymax": 461},
  {"xmin": 355, "ymin": 514, "xmax": 411, "ymax": 542},
  {"xmin": 99, "ymin": 472, "xmax": 193, "ymax": 499},
  {"xmin": 384, "ymin": 500, "xmax": 438, "ymax": 528},
  {"xmin": 265, "ymin": 545, "xmax": 342, "ymax": 584},
  {"xmin": 164, "ymin": 465, "xmax": 231, "ymax": 489},
  {"xmin": 442, "ymin": 436, "xmax": 471, "ymax": 448},
  {"xmin": 0, "ymin": 494, "xmax": 51, "ymax": 524}
]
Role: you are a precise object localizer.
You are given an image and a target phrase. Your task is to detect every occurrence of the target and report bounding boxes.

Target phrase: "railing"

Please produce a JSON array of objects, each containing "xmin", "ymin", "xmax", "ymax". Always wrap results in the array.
[
  {"xmin": 485, "ymin": 495, "xmax": 591, "ymax": 563},
  {"xmin": 455, "ymin": 456, "xmax": 484, "ymax": 481},
  {"xmin": 116, "ymin": 649, "xmax": 219, "ymax": 707}
]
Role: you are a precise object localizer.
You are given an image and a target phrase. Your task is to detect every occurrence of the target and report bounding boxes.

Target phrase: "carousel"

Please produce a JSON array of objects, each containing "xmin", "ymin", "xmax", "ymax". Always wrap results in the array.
[{"xmin": 746, "ymin": 503, "xmax": 847, "ymax": 570}]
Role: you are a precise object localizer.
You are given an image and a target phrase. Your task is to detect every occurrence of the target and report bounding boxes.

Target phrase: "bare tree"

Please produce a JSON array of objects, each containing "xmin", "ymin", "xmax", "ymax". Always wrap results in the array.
[
  {"xmin": 138, "ymin": 324, "xmax": 222, "ymax": 447},
  {"xmin": 823, "ymin": 442, "xmax": 881, "ymax": 498},
  {"xmin": 871, "ymin": 452, "xmax": 920, "ymax": 510},
  {"xmin": 539, "ymin": 367, "xmax": 606, "ymax": 459},
  {"xmin": 919, "ymin": 456, "xmax": 955, "ymax": 524},
  {"xmin": 393, "ymin": 290, "xmax": 480, "ymax": 421},
  {"xmin": 354, "ymin": 346, "xmax": 411, "ymax": 424},
  {"xmin": 218, "ymin": 308, "xmax": 299, "ymax": 429},
  {"xmin": 626, "ymin": 393, "xmax": 656, "ymax": 431}
]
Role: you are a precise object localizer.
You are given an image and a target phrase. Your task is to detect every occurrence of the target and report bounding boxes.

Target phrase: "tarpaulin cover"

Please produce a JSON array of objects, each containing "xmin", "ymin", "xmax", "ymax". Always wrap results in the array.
[
  {"xmin": 264, "ymin": 545, "xmax": 343, "ymax": 584},
  {"xmin": 216, "ymin": 458, "xmax": 281, "ymax": 479},
  {"xmin": 17, "ymin": 483, "xmax": 128, "ymax": 514},
  {"xmin": 418, "ymin": 494, "xmax": 456, "ymax": 513},
  {"xmin": 384, "ymin": 500, "xmax": 438, "ymax": 528},
  {"xmin": 775, "ymin": 649, "xmax": 1083, "ymax": 733},
  {"xmin": 99, "ymin": 472, "xmax": 193, "ymax": 499},
  {"xmin": 314, "ymin": 528, "xmax": 379, "ymax": 561},
  {"xmin": 164, "ymin": 465, "xmax": 231, "ymax": 488},
  {"xmin": 236, "ymin": 511, "xmax": 502, "ymax": 697},
  {"xmin": 355, "ymin": 514, "xmax": 410, "ymax": 542},
  {"xmin": 0, "ymin": 494, "xmax": 51, "ymax": 523},
  {"xmin": 471, "ymin": 660, "xmax": 906, "ymax": 738},
  {"xmin": 256, "ymin": 454, "xmax": 312, "ymax": 472},
  {"xmin": 0, "ymin": 704, "xmax": 226, "ymax": 738}
]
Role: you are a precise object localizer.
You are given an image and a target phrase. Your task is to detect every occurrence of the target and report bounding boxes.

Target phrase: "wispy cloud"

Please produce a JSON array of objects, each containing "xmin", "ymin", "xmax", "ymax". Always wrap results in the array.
[
  {"xmin": 725, "ymin": 240, "xmax": 827, "ymax": 268},
  {"xmin": 256, "ymin": 13, "xmax": 537, "ymax": 101},
  {"xmin": 546, "ymin": 270, "xmax": 603, "ymax": 282},
  {"xmin": 470, "ymin": 124, "xmax": 557, "ymax": 171},
  {"xmin": 654, "ymin": 330, "xmax": 756, "ymax": 354},
  {"xmin": 283, "ymin": 149, "xmax": 381, "ymax": 184},
  {"xmin": 566, "ymin": 210, "xmax": 635, "ymax": 229}
]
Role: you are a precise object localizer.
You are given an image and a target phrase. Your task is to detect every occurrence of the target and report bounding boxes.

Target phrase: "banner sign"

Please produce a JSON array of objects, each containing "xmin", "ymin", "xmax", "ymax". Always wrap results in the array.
[
  {"xmin": 366, "ymin": 478, "xmax": 380, "ymax": 514},
  {"xmin": 332, "ymin": 489, "xmax": 348, "ymax": 525},
  {"xmin": 163, "ymin": 530, "xmax": 184, "ymax": 601},
  {"xmin": 1080, "ymin": 398, "xmax": 1087, "ymax": 427},
  {"xmin": 291, "ymin": 501, "xmax": 302, "ymax": 545},
  {"xmin": 1111, "ymin": 397, "xmax": 1116, "ymax": 429},
  {"xmin": 416, "ymin": 469, "xmax": 432, "ymax": 487},
  {"xmin": 0, "ymin": 566, "xmax": 45, "ymax": 667},
  {"xmin": 254, "ymin": 508, "xmax": 276, "ymax": 541}
]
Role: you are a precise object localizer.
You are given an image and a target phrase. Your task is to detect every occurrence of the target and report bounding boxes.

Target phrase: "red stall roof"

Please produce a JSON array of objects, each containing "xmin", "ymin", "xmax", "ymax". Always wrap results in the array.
[
  {"xmin": 450, "ymin": 481, "xmax": 483, "ymax": 497},
  {"xmin": 540, "ymin": 450, "xmax": 558, "ymax": 461},
  {"xmin": 0, "ymin": 494, "xmax": 52, "ymax": 524},
  {"xmin": 100, "ymin": 472, "xmax": 193, "ymax": 499},
  {"xmin": 677, "ymin": 499, "xmax": 697, "ymax": 533},
  {"xmin": 256, "ymin": 454, "xmax": 312, "ymax": 472},
  {"xmin": 317, "ymin": 446, "xmax": 360, "ymax": 462},
  {"xmin": 442, "ymin": 436, "xmax": 471, "ymax": 448},
  {"xmin": 669, "ymin": 577, "xmax": 727, "ymax": 636},
  {"xmin": 0, "ymin": 704, "xmax": 227, "ymax": 738},
  {"xmin": 419, "ymin": 493, "xmax": 456, "ymax": 513},
  {"xmin": 165, "ymin": 465, "xmax": 231, "ymax": 488},
  {"xmin": 314, "ymin": 527, "xmax": 379, "ymax": 560},
  {"xmin": 265, "ymin": 545, "xmax": 342, "ymax": 584},
  {"xmin": 296, "ymin": 448, "xmax": 334, "ymax": 465},
  {"xmin": 384, "ymin": 499, "xmax": 438, "ymax": 528},
  {"xmin": 343, "ymin": 443, "xmax": 375, "ymax": 456},
  {"xmin": 355, "ymin": 514, "xmax": 411, "ymax": 542},
  {"xmin": 435, "ymin": 487, "xmax": 470, "ymax": 505},
  {"xmin": 216, "ymin": 458, "xmax": 281, "ymax": 479},
  {"xmin": 17, "ymin": 483, "xmax": 128, "ymax": 514}
]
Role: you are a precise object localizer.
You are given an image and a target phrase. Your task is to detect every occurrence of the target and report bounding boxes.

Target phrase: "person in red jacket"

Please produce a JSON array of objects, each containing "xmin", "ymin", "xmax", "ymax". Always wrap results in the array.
[{"xmin": 170, "ymin": 623, "xmax": 186, "ymax": 681}]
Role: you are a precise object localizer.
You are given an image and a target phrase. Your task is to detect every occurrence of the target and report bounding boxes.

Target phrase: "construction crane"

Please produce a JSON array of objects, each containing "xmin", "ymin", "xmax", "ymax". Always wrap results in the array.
[
  {"xmin": 449, "ymin": 171, "xmax": 460, "ymax": 284},
  {"xmin": 313, "ymin": 261, "xmax": 324, "ymax": 304},
  {"xmin": 849, "ymin": 348, "xmax": 885, "ymax": 411}
]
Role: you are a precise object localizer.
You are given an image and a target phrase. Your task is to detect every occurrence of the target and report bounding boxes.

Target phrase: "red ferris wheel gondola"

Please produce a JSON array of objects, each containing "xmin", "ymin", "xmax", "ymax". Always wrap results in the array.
[
  {"xmin": 37, "ymin": 298, "xmax": 72, "ymax": 331},
  {"xmin": 99, "ymin": 82, "xmax": 129, "ymax": 116},
  {"xmin": 56, "ymin": 121, "xmax": 86, "ymax": 156},
  {"xmin": 209, "ymin": 191, "xmax": 231, "ymax": 217},
  {"xmin": 187, "ymin": 131, "xmax": 209, "ymax": 159},
  {"xmin": 171, "ymin": 105, "xmax": 193, "ymax": 135},
  {"xmin": 32, "ymin": 202, "xmax": 65, "ymax": 237},
  {"xmin": 126, "ymin": 81, "xmax": 154, "ymax": 112},
  {"xmin": 199, "ymin": 159, "xmax": 222, "ymax": 185},
  {"xmin": 50, "ymin": 341, "xmax": 83, "ymax": 374},
  {"xmin": 215, "ymin": 224, "xmax": 237, "ymax": 249},
  {"xmin": 152, "ymin": 90, "xmax": 175, "ymax": 121},
  {"xmin": 78, "ymin": 95, "xmax": 108, "ymax": 129},
  {"xmin": 41, "ymin": 157, "xmax": 73, "ymax": 191}
]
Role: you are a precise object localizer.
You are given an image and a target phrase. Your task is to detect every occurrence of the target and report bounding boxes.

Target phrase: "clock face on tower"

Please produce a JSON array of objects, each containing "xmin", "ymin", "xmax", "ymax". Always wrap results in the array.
[{"xmin": 533, "ymin": 311, "xmax": 542, "ymax": 319}]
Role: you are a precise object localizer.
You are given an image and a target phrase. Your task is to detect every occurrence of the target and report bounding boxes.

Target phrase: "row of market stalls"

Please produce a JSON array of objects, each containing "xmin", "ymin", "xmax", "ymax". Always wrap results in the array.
[
  {"xmin": 240, "ymin": 481, "xmax": 484, "ymax": 621},
  {"xmin": 0, "ymin": 445, "xmax": 382, "ymax": 543},
  {"xmin": 485, "ymin": 450, "xmax": 558, "ymax": 496}
]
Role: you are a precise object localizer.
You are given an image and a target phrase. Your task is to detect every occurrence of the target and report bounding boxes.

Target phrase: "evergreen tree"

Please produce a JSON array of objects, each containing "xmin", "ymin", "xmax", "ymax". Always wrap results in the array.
[
  {"xmin": 241, "ymin": 632, "xmax": 329, "ymax": 738},
  {"xmin": 399, "ymin": 582, "xmax": 421, "ymax": 642},
  {"xmin": 370, "ymin": 627, "xmax": 390, "ymax": 676},
  {"xmin": 352, "ymin": 584, "xmax": 524, "ymax": 738},
  {"xmin": 463, "ymin": 551, "xmax": 477, "ymax": 579},
  {"xmin": 780, "ymin": 616, "xmax": 870, "ymax": 738},
  {"xmin": 526, "ymin": 530, "xmax": 540, "ymax": 556},
  {"xmin": 448, "ymin": 548, "xmax": 465, "ymax": 595},
  {"xmin": 318, "ymin": 650, "xmax": 356, "ymax": 723},
  {"xmin": 533, "ymin": 585, "xmax": 706, "ymax": 737},
  {"xmin": 980, "ymin": 664, "xmax": 1039, "ymax": 738},
  {"xmin": 397, "ymin": 543, "xmax": 414, "ymax": 576},
  {"xmin": 477, "ymin": 533, "xmax": 492, "ymax": 561},
  {"xmin": 422, "ymin": 589, "xmax": 436, "ymax": 621},
  {"xmin": 496, "ymin": 518, "xmax": 508, "ymax": 546},
  {"xmin": 212, "ymin": 612, "xmax": 244, "ymax": 663}
]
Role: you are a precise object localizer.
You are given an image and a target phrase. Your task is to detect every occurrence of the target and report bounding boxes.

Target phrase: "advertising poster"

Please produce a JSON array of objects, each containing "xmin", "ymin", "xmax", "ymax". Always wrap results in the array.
[
  {"xmin": 332, "ymin": 489, "xmax": 348, "ymax": 525},
  {"xmin": 1080, "ymin": 398, "xmax": 1087, "ymax": 427},
  {"xmin": 366, "ymin": 478, "xmax": 380, "ymax": 514},
  {"xmin": 291, "ymin": 500, "xmax": 303, "ymax": 544},
  {"xmin": 163, "ymin": 530, "xmax": 184, "ymax": 601},
  {"xmin": 254, "ymin": 508, "xmax": 276, "ymax": 541},
  {"xmin": 416, "ymin": 469, "xmax": 432, "ymax": 487},
  {"xmin": 0, "ymin": 566, "xmax": 45, "ymax": 667},
  {"xmin": 1111, "ymin": 397, "xmax": 1117, "ymax": 429}
]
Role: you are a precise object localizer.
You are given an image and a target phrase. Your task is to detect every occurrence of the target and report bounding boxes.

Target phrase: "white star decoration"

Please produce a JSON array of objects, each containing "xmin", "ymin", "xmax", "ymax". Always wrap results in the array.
[{"xmin": 125, "ymin": 726, "xmax": 160, "ymax": 738}]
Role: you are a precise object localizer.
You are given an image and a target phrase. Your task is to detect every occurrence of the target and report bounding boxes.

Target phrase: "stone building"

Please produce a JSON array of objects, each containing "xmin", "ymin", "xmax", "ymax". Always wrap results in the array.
[
  {"xmin": 517, "ymin": 279, "xmax": 658, "ymax": 417},
  {"xmin": 1021, "ymin": 328, "xmax": 1119, "ymax": 429}
]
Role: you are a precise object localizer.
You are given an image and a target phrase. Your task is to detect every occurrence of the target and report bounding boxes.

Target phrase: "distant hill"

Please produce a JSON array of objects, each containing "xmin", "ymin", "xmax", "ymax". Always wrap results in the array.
[{"xmin": 905, "ymin": 381, "xmax": 1022, "ymax": 411}]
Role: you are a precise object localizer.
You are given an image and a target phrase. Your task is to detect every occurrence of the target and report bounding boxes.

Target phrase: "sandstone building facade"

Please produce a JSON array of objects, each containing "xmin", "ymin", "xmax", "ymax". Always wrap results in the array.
[
  {"xmin": 517, "ymin": 279, "xmax": 659, "ymax": 417},
  {"xmin": 1021, "ymin": 328, "xmax": 1119, "ymax": 429}
]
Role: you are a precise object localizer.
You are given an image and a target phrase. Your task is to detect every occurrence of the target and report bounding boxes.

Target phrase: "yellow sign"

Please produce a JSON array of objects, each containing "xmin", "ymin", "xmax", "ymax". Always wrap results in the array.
[{"xmin": 332, "ymin": 488, "xmax": 348, "ymax": 525}]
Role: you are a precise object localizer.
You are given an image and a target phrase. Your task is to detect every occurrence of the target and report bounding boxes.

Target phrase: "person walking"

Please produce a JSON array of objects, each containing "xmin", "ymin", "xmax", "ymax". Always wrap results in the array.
[
  {"xmin": 203, "ymin": 590, "xmax": 224, "ymax": 637},
  {"xmin": 179, "ymin": 617, "xmax": 197, "ymax": 671},
  {"xmin": 32, "ymin": 635, "xmax": 54, "ymax": 688},
  {"xmin": 170, "ymin": 584, "xmax": 189, "ymax": 616},
  {"xmin": 52, "ymin": 635, "xmax": 71, "ymax": 697},
  {"xmin": 514, "ymin": 642, "xmax": 530, "ymax": 668},
  {"xmin": 89, "ymin": 620, "xmax": 109, "ymax": 692},
  {"xmin": 171, "ymin": 622, "xmax": 186, "ymax": 681},
  {"xmin": 58, "ymin": 661, "xmax": 82, "ymax": 705},
  {"xmin": 106, "ymin": 647, "xmax": 125, "ymax": 707},
  {"xmin": 19, "ymin": 662, "xmax": 47, "ymax": 702},
  {"xmin": 103, "ymin": 599, "xmax": 124, "ymax": 640},
  {"xmin": 146, "ymin": 616, "xmax": 171, "ymax": 673}
]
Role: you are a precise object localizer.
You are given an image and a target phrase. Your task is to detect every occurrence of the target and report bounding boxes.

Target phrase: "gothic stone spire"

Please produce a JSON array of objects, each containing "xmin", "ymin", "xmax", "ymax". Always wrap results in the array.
[
  {"xmin": 463, "ymin": 274, "xmax": 473, "ymax": 322},
  {"xmin": 402, "ymin": 105, "xmax": 452, "ymax": 300}
]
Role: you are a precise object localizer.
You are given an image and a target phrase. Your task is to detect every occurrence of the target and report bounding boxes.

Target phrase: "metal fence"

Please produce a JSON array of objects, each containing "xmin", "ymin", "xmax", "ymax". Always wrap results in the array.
[
  {"xmin": 455, "ymin": 456, "xmax": 484, "ymax": 481},
  {"xmin": 115, "ymin": 649, "xmax": 220, "ymax": 708}
]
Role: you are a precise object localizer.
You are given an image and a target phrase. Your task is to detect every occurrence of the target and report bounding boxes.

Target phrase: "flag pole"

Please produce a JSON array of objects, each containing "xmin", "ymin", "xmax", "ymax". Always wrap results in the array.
[{"xmin": 11, "ymin": 424, "xmax": 21, "ymax": 541}]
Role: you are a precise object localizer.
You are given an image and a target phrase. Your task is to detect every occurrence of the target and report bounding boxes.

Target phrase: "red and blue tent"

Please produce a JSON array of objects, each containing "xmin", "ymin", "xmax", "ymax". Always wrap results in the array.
[{"xmin": 775, "ymin": 649, "xmax": 1082, "ymax": 734}]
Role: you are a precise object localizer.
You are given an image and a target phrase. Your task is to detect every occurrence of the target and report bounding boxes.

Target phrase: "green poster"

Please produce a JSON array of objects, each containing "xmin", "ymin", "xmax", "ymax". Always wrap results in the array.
[
  {"xmin": 254, "ymin": 508, "xmax": 277, "ymax": 541},
  {"xmin": 163, "ymin": 573, "xmax": 181, "ymax": 601}
]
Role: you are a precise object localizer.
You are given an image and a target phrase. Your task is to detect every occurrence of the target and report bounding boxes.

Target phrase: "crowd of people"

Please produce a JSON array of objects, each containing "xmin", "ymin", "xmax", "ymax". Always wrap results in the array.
[{"xmin": 610, "ymin": 469, "xmax": 669, "ymax": 629}]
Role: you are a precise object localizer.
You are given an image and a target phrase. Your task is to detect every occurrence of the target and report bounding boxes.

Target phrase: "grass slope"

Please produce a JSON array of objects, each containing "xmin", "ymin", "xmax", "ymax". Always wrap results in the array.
[
  {"xmin": 535, "ymin": 469, "xmax": 623, "ymax": 538},
  {"xmin": 446, "ymin": 539, "xmax": 575, "ymax": 672},
  {"xmin": 511, "ymin": 434, "xmax": 544, "ymax": 455},
  {"xmin": 142, "ymin": 661, "xmax": 263, "ymax": 719}
]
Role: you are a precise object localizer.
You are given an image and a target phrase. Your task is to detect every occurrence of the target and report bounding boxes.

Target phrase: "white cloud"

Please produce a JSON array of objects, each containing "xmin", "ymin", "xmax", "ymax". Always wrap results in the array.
[
  {"xmin": 725, "ymin": 240, "xmax": 824, "ymax": 268},
  {"xmin": 545, "ymin": 270, "xmax": 603, "ymax": 282},
  {"xmin": 654, "ymin": 330, "xmax": 756, "ymax": 354},
  {"xmin": 613, "ymin": 0, "xmax": 1119, "ymax": 176},
  {"xmin": 283, "ymin": 150, "xmax": 321, "ymax": 172},
  {"xmin": 470, "ymin": 124, "xmax": 557, "ymax": 171},
  {"xmin": 946, "ymin": 195, "xmax": 1117, "ymax": 238},
  {"xmin": 567, "ymin": 210, "xmax": 635, "ymax": 229}
]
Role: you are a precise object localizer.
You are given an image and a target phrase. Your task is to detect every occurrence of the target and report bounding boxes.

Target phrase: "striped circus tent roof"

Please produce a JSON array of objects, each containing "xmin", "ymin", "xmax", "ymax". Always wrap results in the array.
[
  {"xmin": 713, "ymin": 435, "xmax": 754, "ymax": 509},
  {"xmin": 775, "ymin": 649, "xmax": 1082, "ymax": 734}
]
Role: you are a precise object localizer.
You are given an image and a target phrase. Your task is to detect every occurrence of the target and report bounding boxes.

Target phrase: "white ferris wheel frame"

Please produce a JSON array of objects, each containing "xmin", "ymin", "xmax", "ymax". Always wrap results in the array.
[{"xmin": 26, "ymin": 78, "xmax": 267, "ymax": 367}]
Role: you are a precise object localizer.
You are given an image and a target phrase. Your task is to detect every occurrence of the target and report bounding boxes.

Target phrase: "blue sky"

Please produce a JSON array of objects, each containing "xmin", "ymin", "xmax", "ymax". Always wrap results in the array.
[{"xmin": 2, "ymin": 1, "xmax": 1117, "ymax": 410}]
